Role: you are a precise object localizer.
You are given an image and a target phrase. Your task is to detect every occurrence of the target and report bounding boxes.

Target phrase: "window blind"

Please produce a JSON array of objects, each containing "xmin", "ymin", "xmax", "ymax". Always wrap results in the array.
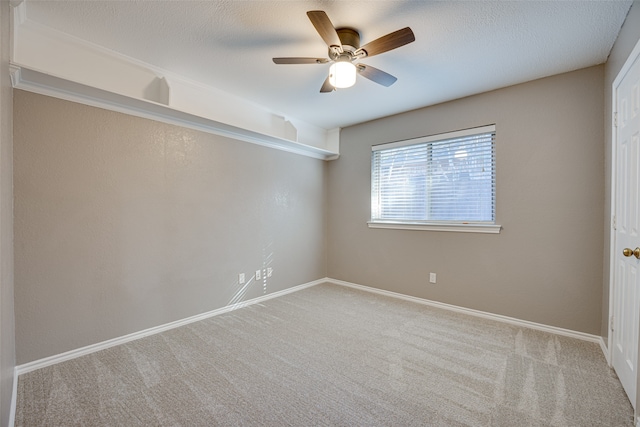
[{"xmin": 371, "ymin": 125, "xmax": 496, "ymax": 224}]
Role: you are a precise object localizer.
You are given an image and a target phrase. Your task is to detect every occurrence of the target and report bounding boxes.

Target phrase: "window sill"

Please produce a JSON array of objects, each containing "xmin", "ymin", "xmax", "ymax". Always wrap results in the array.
[{"xmin": 367, "ymin": 221, "xmax": 502, "ymax": 234}]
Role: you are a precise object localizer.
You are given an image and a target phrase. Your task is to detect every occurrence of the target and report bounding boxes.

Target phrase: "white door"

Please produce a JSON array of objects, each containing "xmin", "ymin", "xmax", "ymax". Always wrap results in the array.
[{"xmin": 612, "ymin": 45, "xmax": 640, "ymax": 408}]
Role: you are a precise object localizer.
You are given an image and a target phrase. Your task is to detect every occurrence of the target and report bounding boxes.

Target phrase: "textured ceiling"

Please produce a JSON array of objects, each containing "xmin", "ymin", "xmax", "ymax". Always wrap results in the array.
[{"xmin": 23, "ymin": 0, "xmax": 632, "ymax": 129}]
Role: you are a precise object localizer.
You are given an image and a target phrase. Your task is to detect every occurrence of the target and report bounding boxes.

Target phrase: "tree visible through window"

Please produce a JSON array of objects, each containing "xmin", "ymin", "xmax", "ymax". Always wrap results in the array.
[{"xmin": 371, "ymin": 125, "xmax": 495, "ymax": 224}]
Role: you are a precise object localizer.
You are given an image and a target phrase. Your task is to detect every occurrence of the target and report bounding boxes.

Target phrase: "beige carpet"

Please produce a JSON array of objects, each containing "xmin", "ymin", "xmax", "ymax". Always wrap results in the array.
[{"xmin": 16, "ymin": 283, "xmax": 634, "ymax": 426}]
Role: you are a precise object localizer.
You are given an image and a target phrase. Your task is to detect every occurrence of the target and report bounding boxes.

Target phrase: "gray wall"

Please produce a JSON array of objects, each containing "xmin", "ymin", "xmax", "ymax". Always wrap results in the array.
[
  {"xmin": 328, "ymin": 66, "xmax": 605, "ymax": 335},
  {"xmin": 0, "ymin": 0, "xmax": 15, "ymax": 425},
  {"xmin": 602, "ymin": 0, "xmax": 640, "ymax": 341},
  {"xmin": 13, "ymin": 91, "xmax": 327, "ymax": 364}
]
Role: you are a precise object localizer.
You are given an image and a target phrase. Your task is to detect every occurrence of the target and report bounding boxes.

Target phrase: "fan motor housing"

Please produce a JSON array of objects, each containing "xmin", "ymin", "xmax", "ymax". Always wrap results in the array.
[{"xmin": 336, "ymin": 28, "xmax": 360, "ymax": 52}]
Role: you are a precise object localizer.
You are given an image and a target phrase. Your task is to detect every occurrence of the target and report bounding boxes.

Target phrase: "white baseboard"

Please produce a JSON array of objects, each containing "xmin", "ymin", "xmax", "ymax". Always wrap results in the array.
[
  {"xmin": 326, "ymin": 278, "xmax": 602, "ymax": 345},
  {"xmin": 11, "ymin": 275, "xmax": 610, "ymax": 427},
  {"xmin": 14, "ymin": 278, "xmax": 325, "ymax": 377},
  {"xmin": 600, "ymin": 336, "xmax": 611, "ymax": 365},
  {"xmin": 8, "ymin": 369, "xmax": 17, "ymax": 427}
]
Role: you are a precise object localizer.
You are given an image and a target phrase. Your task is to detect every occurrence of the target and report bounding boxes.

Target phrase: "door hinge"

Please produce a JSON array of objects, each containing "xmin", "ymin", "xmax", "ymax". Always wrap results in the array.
[
  {"xmin": 610, "ymin": 315, "xmax": 614, "ymax": 331},
  {"xmin": 613, "ymin": 215, "xmax": 617, "ymax": 230},
  {"xmin": 614, "ymin": 112, "xmax": 618, "ymax": 128}
]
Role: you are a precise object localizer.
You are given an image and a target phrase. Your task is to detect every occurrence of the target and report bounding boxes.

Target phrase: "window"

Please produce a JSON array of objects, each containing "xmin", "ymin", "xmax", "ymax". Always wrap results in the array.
[{"xmin": 370, "ymin": 125, "xmax": 500, "ymax": 233}]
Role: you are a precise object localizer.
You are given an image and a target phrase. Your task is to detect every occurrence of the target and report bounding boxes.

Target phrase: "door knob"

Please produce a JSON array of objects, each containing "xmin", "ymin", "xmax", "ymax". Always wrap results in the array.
[{"xmin": 623, "ymin": 248, "xmax": 640, "ymax": 259}]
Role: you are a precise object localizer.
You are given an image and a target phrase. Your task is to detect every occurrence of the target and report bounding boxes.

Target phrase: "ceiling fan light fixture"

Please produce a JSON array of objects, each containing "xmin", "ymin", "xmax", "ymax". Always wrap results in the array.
[
  {"xmin": 329, "ymin": 61, "xmax": 356, "ymax": 88},
  {"xmin": 273, "ymin": 11, "xmax": 415, "ymax": 93}
]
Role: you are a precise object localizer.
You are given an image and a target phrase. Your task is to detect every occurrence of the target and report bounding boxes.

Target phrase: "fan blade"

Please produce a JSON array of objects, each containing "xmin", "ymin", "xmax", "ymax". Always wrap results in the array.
[
  {"xmin": 357, "ymin": 64, "xmax": 397, "ymax": 87},
  {"xmin": 273, "ymin": 57, "xmax": 328, "ymax": 64},
  {"xmin": 320, "ymin": 76, "xmax": 334, "ymax": 93},
  {"xmin": 356, "ymin": 27, "xmax": 415, "ymax": 58},
  {"xmin": 307, "ymin": 11, "xmax": 342, "ymax": 50}
]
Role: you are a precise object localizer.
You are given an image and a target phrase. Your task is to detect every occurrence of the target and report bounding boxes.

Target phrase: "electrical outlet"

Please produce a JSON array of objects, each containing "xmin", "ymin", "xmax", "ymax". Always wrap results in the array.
[
  {"xmin": 267, "ymin": 267, "xmax": 273, "ymax": 277},
  {"xmin": 429, "ymin": 273, "xmax": 437, "ymax": 284},
  {"xmin": 239, "ymin": 273, "xmax": 245, "ymax": 284},
  {"xmin": 256, "ymin": 269, "xmax": 261, "ymax": 280}
]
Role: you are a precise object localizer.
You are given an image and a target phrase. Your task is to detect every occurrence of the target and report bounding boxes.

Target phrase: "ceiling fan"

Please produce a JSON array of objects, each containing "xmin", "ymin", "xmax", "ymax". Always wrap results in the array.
[{"xmin": 273, "ymin": 11, "xmax": 415, "ymax": 93}]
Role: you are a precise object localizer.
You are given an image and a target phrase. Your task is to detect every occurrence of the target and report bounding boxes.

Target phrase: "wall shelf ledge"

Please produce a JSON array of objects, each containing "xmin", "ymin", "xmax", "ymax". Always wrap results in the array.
[{"xmin": 10, "ymin": 65, "xmax": 339, "ymax": 161}]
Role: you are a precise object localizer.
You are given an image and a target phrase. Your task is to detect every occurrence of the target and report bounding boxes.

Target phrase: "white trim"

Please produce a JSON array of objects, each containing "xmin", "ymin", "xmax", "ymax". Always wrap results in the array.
[
  {"xmin": 368, "ymin": 221, "xmax": 501, "ymax": 234},
  {"xmin": 372, "ymin": 124, "xmax": 496, "ymax": 151},
  {"xmin": 613, "ymin": 37, "xmax": 640, "ymax": 89},
  {"xmin": 600, "ymin": 336, "xmax": 610, "ymax": 365},
  {"xmin": 9, "ymin": 1, "xmax": 25, "ymax": 66},
  {"xmin": 15, "ymin": 278, "xmax": 325, "ymax": 376},
  {"xmin": 326, "ymin": 278, "xmax": 601, "ymax": 344},
  {"xmin": 9, "ymin": 1, "xmax": 25, "ymax": 23},
  {"xmin": 8, "ymin": 369, "xmax": 17, "ymax": 427},
  {"xmin": 608, "ymin": 74, "xmax": 617, "ymax": 364}
]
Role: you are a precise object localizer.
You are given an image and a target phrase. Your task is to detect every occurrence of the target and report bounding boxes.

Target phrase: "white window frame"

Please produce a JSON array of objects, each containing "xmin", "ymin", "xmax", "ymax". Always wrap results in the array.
[{"xmin": 369, "ymin": 125, "xmax": 501, "ymax": 234}]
